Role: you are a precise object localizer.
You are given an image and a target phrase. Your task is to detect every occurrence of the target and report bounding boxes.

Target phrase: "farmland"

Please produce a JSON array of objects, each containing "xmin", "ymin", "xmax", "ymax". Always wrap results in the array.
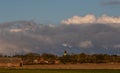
[
  {"xmin": 22, "ymin": 63, "xmax": 120, "ymax": 69},
  {"xmin": 0, "ymin": 69, "xmax": 120, "ymax": 73},
  {"xmin": 0, "ymin": 64, "xmax": 120, "ymax": 73}
]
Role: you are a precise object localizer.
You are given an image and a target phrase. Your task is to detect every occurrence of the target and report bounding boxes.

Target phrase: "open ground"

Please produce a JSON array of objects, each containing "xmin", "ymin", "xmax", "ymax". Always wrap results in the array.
[
  {"xmin": 0, "ymin": 63, "xmax": 119, "ymax": 69},
  {"xmin": 21, "ymin": 63, "xmax": 120, "ymax": 69},
  {"xmin": 0, "ymin": 64, "xmax": 120, "ymax": 73}
]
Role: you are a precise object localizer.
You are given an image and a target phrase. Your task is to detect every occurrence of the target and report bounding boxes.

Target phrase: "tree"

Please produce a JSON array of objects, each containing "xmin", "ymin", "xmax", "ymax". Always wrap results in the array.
[
  {"xmin": 78, "ymin": 53, "xmax": 87, "ymax": 63},
  {"xmin": 41, "ymin": 53, "xmax": 57, "ymax": 61},
  {"xmin": 22, "ymin": 53, "xmax": 40, "ymax": 63},
  {"xmin": 60, "ymin": 55, "xmax": 71, "ymax": 64}
]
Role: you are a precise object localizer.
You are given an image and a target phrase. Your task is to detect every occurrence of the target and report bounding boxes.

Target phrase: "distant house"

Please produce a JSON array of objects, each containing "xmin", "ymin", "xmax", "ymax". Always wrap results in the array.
[
  {"xmin": 38, "ymin": 57, "xmax": 49, "ymax": 64},
  {"xmin": 0, "ymin": 58, "xmax": 23, "ymax": 67},
  {"xmin": 54, "ymin": 58, "xmax": 60, "ymax": 64},
  {"xmin": 37, "ymin": 57, "xmax": 60, "ymax": 64}
]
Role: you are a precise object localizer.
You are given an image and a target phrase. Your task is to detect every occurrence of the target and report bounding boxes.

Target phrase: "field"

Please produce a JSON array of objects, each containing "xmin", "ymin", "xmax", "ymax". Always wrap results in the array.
[
  {"xmin": 22, "ymin": 63, "xmax": 120, "ymax": 69},
  {"xmin": 0, "ymin": 69, "xmax": 120, "ymax": 73},
  {"xmin": 0, "ymin": 64, "xmax": 120, "ymax": 73}
]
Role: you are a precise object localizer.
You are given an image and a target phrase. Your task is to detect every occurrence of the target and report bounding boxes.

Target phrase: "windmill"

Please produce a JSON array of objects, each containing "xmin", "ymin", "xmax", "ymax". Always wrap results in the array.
[{"xmin": 62, "ymin": 43, "xmax": 72, "ymax": 56}]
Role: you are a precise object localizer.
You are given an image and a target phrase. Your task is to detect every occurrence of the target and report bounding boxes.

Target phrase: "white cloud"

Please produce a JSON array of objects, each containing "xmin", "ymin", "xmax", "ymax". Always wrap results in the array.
[
  {"xmin": 61, "ymin": 14, "xmax": 96, "ymax": 25},
  {"xmin": 9, "ymin": 28, "xmax": 30, "ymax": 33},
  {"xmin": 9, "ymin": 28, "xmax": 23, "ymax": 32},
  {"xmin": 62, "ymin": 43, "xmax": 68, "ymax": 47},
  {"xmin": 61, "ymin": 14, "xmax": 120, "ymax": 25},
  {"xmin": 97, "ymin": 15, "xmax": 120, "ymax": 24},
  {"xmin": 79, "ymin": 40, "xmax": 93, "ymax": 48},
  {"xmin": 62, "ymin": 43, "xmax": 72, "ymax": 48}
]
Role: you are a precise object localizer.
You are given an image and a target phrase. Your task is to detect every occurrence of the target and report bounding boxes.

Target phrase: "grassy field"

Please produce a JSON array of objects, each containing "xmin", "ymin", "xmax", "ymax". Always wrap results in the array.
[{"xmin": 0, "ymin": 69, "xmax": 120, "ymax": 73}]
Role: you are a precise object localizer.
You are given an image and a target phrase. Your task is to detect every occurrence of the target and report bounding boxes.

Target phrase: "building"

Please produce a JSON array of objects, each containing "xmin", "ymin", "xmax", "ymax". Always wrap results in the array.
[
  {"xmin": 37, "ymin": 57, "xmax": 60, "ymax": 64},
  {"xmin": 0, "ymin": 58, "xmax": 23, "ymax": 67},
  {"xmin": 54, "ymin": 58, "xmax": 60, "ymax": 64},
  {"xmin": 38, "ymin": 57, "xmax": 49, "ymax": 64}
]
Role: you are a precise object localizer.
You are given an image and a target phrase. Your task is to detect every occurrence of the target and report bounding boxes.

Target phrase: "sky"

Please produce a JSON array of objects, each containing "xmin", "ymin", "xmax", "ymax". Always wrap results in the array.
[{"xmin": 0, "ymin": 0, "xmax": 120, "ymax": 24}]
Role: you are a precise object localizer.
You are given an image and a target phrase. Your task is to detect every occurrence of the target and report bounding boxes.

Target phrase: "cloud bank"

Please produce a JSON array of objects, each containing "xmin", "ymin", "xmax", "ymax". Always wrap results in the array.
[
  {"xmin": 0, "ymin": 18, "xmax": 120, "ymax": 55},
  {"xmin": 61, "ymin": 14, "xmax": 120, "ymax": 25}
]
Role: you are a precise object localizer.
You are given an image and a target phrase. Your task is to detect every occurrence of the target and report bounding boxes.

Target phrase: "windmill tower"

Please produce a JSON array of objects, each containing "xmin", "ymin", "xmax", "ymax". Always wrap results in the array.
[{"xmin": 63, "ymin": 50, "xmax": 67, "ymax": 56}]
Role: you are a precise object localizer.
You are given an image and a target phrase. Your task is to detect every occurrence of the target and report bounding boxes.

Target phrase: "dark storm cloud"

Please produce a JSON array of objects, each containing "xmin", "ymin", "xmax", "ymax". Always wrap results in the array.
[
  {"xmin": 0, "ymin": 20, "xmax": 120, "ymax": 55},
  {"xmin": 102, "ymin": 0, "xmax": 120, "ymax": 6}
]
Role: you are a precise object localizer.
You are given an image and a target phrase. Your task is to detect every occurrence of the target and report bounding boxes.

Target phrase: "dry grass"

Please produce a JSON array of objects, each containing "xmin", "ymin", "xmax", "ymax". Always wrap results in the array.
[{"xmin": 21, "ymin": 63, "xmax": 120, "ymax": 69}]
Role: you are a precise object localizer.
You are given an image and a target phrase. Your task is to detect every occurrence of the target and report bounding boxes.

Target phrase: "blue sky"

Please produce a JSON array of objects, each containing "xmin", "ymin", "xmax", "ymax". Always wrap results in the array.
[{"xmin": 0, "ymin": 0, "xmax": 120, "ymax": 23}]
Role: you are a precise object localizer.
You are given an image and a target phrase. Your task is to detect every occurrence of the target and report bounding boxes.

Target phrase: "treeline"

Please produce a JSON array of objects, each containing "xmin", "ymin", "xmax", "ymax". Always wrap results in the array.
[
  {"xmin": 0, "ymin": 53, "xmax": 120, "ymax": 64},
  {"xmin": 60, "ymin": 53, "xmax": 120, "ymax": 64}
]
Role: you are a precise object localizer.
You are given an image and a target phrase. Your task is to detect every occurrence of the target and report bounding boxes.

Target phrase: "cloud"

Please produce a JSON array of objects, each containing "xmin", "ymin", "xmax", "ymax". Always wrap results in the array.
[
  {"xmin": 97, "ymin": 15, "xmax": 120, "ymax": 24},
  {"xmin": 0, "ymin": 41, "xmax": 19, "ymax": 55},
  {"xmin": 61, "ymin": 14, "xmax": 96, "ymax": 25},
  {"xmin": 48, "ymin": 24, "xmax": 56, "ymax": 28},
  {"xmin": 9, "ymin": 29, "xmax": 23, "ymax": 32},
  {"xmin": 0, "ymin": 20, "xmax": 120, "ymax": 55},
  {"xmin": 62, "ymin": 43, "xmax": 72, "ymax": 48},
  {"xmin": 114, "ymin": 44, "xmax": 120, "ymax": 48},
  {"xmin": 79, "ymin": 41, "xmax": 93, "ymax": 48},
  {"xmin": 61, "ymin": 14, "xmax": 120, "ymax": 26},
  {"xmin": 102, "ymin": 0, "xmax": 120, "ymax": 5}
]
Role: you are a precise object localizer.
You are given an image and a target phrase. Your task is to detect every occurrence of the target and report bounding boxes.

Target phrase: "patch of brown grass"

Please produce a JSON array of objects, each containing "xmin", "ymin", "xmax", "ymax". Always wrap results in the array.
[{"xmin": 22, "ymin": 63, "xmax": 120, "ymax": 69}]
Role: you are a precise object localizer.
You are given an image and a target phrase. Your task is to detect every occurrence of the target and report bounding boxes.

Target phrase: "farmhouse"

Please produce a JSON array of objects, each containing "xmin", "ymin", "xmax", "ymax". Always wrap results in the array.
[
  {"xmin": 32, "ymin": 57, "xmax": 60, "ymax": 64},
  {"xmin": 0, "ymin": 58, "xmax": 23, "ymax": 67}
]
